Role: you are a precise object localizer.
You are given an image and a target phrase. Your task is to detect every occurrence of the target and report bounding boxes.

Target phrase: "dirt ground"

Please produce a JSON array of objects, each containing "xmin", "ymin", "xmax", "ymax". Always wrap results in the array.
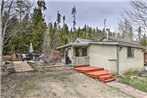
[{"xmin": 1, "ymin": 67, "xmax": 133, "ymax": 98}]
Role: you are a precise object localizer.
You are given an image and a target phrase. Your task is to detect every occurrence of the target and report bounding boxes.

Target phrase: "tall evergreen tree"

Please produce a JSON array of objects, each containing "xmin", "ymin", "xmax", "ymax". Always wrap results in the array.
[
  {"xmin": 57, "ymin": 11, "xmax": 61, "ymax": 28},
  {"xmin": 49, "ymin": 22, "xmax": 57, "ymax": 49},
  {"xmin": 138, "ymin": 26, "xmax": 142, "ymax": 41},
  {"xmin": 63, "ymin": 15, "xmax": 65, "ymax": 24},
  {"xmin": 140, "ymin": 33, "xmax": 147, "ymax": 47},
  {"xmin": 37, "ymin": 0, "xmax": 47, "ymax": 10},
  {"xmin": 3, "ymin": 15, "xmax": 19, "ymax": 54},
  {"xmin": 30, "ymin": 0, "xmax": 46, "ymax": 51},
  {"xmin": 77, "ymin": 27, "xmax": 80, "ymax": 38},
  {"xmin": 71, "ymin": 6, "xmax": 76, "ymax": 32}
]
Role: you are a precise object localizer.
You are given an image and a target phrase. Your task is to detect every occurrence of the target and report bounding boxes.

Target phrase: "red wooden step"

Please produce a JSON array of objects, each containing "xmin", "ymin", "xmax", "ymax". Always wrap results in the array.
[
  {"xmin": 73, "ymin": 66, "xmax": 92, "ymax": 72},
  {"xmin": 103, "ymin": 77, "xmax": 116, "ymax": 83},
  {"xmin": 73, "ymin": 66, "xmax": 116, "ymax": 83},
  {"xmin": 86, "ymin": 70, "xmax": 109, "ymax": 77},
  {"xmin": 99, "ymin": 74, "xmax": 113, "ymax": 80},
  {"xmin": 74, "ymin": 66, "xmax": 104, "ymax": 73},
  {"xmin": 73, "ymin": 65, "xmax": 89, "ymax": 68},
  {"xmin": 98, "ymin": 75, "xmax": 115, "ymax": 83}
]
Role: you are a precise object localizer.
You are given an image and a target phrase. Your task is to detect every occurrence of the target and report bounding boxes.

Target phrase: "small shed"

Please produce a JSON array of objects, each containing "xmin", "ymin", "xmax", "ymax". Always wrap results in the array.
[{"xmin": 57, "ymin": 37, "xmax": 144, "ymax": 73}]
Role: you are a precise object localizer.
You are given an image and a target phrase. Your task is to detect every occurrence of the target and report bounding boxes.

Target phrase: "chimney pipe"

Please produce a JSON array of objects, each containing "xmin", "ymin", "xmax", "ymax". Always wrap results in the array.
[{"xmin": 106, "ymin": 29, "xmax": 109, "ymax": 41}]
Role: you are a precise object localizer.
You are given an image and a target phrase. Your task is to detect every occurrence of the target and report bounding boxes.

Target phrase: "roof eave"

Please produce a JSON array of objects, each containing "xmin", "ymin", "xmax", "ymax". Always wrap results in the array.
[
  {"xmin": 57, "ymin": 43, "xmax": 89, "ymax": 49},
  {"xmin": 57, "ymin": 44, "xmax": 72, "ymax": 49},
  {"xmin": 89, "ymin": 42, "xmax": 119, "ymax": 45}
]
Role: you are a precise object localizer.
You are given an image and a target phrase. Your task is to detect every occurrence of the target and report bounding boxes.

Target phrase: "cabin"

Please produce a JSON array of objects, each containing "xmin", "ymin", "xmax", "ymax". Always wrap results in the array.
[{"xmin": 57, "ymin": 37, "xmax": 144, "ymax": 74}]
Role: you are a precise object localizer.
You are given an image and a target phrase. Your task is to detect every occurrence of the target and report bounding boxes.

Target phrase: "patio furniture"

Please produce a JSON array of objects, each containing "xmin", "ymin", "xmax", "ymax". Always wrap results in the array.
[
  {"xmin": 21, "ymin": 54, "xmax": 30, "ymax": 61},
  {"xmin": 33, "ymin": 54, "xmax": 40, "ymax": 61}
]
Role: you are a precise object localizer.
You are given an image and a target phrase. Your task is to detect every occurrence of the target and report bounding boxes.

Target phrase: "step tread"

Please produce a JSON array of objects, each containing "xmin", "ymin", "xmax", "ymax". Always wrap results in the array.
[
  {"xmin": 86, "ymin": 70, "xmax": 109, "ymax": 76},
  {"xmin": 73, "ymin": 65, "xmax": 90, "ymax": 68},
  {"xmin": 104, "ymin": 77, "xmax": 116, "ymax": 82},
  {"xmin": 100, "ymin": 74, "xmax": 113, "ymax": 78}
]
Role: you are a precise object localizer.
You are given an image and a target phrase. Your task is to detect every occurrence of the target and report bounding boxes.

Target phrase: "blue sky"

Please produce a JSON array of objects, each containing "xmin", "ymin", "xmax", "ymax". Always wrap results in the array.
[{"xmin": 44, "ymin": 0, "xmax": 131, "ymax": 32}]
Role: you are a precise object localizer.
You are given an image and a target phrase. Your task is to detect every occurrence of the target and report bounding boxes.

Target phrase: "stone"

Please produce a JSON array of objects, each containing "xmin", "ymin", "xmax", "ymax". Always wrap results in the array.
[{"xmin": 139, "ymin": 66, "xmax": 147, "ymax": 77}]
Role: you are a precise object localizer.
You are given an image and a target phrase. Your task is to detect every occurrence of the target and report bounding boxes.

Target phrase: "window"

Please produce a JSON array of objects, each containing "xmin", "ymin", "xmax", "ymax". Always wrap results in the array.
[
  {"xmin": 75, "ymin": 48, "xmax": 79, "ymax": 56},
  {"xmin": 82, "ymin": 48, "xmax": 87, "ymax": 56},
  {"xmin": 75, "ymin": 47, "xmax": 87, "ymax": 57},
  {"xmin": 127, "ymin": 47, "xmax": 134, "ymax": 58}
]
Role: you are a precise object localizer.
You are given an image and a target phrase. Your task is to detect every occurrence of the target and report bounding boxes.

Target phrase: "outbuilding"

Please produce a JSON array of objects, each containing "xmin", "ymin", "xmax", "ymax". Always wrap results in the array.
[{"xmin": 57, "ymin": 37, "xmax": 144, "ymax": 74}]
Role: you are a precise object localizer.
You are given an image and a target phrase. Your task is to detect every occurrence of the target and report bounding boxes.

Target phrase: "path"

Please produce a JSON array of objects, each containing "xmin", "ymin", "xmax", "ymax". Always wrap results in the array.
[
  {"xmin": 13, "ymin": 61, "xmax": 34, "ymax": 72},
  {"xmin": 106, "ymin": 81, "xmax": 147, "ymax": 98}
]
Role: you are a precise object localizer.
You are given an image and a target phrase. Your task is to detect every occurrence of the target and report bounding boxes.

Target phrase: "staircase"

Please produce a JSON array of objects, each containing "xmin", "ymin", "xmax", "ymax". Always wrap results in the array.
[{"xmin": 73, "ymin": 65, "xmax": 115, "ymax": 83}]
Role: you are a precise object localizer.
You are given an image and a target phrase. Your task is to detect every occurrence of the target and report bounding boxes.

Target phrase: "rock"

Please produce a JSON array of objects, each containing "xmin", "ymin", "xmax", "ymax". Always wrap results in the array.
[
  {"xmin": 130, "ymin": 76, "xmax": 138, "ymax": 80},
  {"xmin": 139, "ymin": 66, "xmax": 147, "ymax": 77}
]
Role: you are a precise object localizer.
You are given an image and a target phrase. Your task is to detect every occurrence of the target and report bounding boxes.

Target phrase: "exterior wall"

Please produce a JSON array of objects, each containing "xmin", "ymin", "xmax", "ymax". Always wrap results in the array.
[
  {"xmin": 119, "ymin": 46, "xmax": 144, "ymax": 73},
  {"xmin": 88, "ymin": 45, "xmax": 117, "ymax": 73},
  {"xmin": 144, "ymin": 51, "xmax": 147, "ymax": 63},
  {"xmin": 68, "ymin": 48, "xmax": 72, "ymax": 60},
  {"xmin": 61, "ymin": 48, "xmax": 72, "ymax": 64}
]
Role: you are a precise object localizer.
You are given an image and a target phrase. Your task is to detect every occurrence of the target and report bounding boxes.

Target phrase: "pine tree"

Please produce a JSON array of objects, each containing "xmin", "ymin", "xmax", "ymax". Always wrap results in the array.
[
  {"xmin": 3, "ymin": 15, "xmax": 19, "ymax": 54},
  {"xmin": 37, "ymin": 0, "xmax": 47, "ymax": 10},
  {"xmin": 57, "ymin": 11, "xmax": 61, "ymax": 28},
  {"xmin": 71, "ymin": 6, "xmax": 76, "ymax": 32},
  {"xmin": 63, "ymin": 16, "xmax": 65, "ymax": 24},
  {"xmin": 77, "ymin": 27, "xmax": 80, "ymax": 38},
  {"xmin": 140, "ymin": 33, "xmax": 147, "ymax": 47},
  {"xmin": 138, "ymin": 26, "xmax": 142, "ymax": 41},
  {"xmin": 31, "ymin": 4, "xmax": 46, "ymax": 51}
]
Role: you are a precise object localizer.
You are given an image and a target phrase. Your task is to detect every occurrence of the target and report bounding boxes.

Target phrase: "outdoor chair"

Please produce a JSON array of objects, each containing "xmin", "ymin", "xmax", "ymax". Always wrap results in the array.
[
  {"xmin": 21, "ymin": 54, "xmax": 28, "ymax": 61},
  {"xmin": 39, "ymin": 54, "xmax": 45, "ymax": 60}
]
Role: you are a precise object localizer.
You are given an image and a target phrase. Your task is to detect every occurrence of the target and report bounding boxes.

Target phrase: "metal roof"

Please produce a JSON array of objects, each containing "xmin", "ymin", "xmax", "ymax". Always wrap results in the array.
[
  {"xmin": 100, "ymin": 37, "xmax": 144, "ymax": 49},
  {"xmin": 57, "ymin": 37, "xmax": 145, "ymax": 49},
  {"xmin": 74, "ymin": 38, "xmax": 92, "ymax": 43},
  {"xmin": 57, "ymin": 43, "xmax": 89, "ymax": 49}
]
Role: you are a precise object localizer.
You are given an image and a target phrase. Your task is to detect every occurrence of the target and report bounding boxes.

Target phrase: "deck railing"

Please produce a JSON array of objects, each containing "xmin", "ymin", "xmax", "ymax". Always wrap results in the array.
[{"xmin": 72, "ymin": 56, "xmax": 89, "ymax": 65}]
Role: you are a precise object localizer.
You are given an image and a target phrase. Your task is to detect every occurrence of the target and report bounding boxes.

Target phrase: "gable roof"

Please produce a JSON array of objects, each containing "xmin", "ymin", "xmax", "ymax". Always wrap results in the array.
[{"xmin": 74, "ymin": 38, "xmax": 92, "ymax": 43}]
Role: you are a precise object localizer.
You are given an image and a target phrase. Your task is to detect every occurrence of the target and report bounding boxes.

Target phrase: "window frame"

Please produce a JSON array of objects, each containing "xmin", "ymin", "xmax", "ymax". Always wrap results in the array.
[
  {"xmin": 82, "ymin": 48, "xmax": 87, "ymax": 56},
  {"xmin": 127, "ymin": 47, "xmax": 134, "ymax": 58}
]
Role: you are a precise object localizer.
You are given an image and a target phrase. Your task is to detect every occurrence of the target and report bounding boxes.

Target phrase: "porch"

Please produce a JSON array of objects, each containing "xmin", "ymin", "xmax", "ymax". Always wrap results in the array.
[
  {"xmin": 58, "ymin": 43, "xmax": 89, "ymax": 66},
  {"xmin": 72, "ymin": 56, "xmax": 89, "ymax": 65}
]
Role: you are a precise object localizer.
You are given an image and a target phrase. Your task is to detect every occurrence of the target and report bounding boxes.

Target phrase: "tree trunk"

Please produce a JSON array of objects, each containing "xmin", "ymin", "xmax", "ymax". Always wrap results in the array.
[{"xmin": 0, "ymin": 0, "xmax": 3, "ymax": 66}]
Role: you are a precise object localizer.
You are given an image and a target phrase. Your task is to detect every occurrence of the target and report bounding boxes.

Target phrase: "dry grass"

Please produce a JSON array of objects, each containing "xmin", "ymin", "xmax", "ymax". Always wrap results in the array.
[{"xmin": 2, "ymin": 68, "xmax": 132, "ymax": 98}]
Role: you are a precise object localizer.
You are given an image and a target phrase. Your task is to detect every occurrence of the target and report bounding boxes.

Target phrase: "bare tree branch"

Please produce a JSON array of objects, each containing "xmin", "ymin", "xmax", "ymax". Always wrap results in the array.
[
  {"xmin": 123, "ymin": 0, "xmax": 147, "ymax": 30},
  {"xmin": 3, "ymin": 32, "xmax": 17, "ymax": 48}
]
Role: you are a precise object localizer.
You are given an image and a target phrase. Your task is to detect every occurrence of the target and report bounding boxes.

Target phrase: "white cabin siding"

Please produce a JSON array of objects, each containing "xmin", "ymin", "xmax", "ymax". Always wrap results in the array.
[
  {"xmin": 88, "ymin": 45, "xmax": 117, "ymax": 73},
  {"xmin": 119, "ymin": 46, "xmax": 144, "ymax": 72},
  {"xmin": 68, "ymin": 48, "xmax": 72, "ymax": 60}
]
